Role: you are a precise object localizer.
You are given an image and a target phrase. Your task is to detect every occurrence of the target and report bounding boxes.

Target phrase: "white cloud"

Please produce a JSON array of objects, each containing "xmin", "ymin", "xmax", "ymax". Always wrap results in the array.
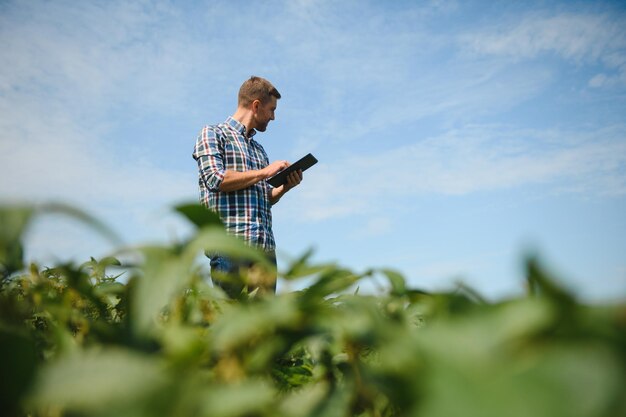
[
  {"xmin": 459, "ymin": 11, "xmax": 626, "ymax": 87},
  {"xmin": 0, "ymin": 0, "xmax": 201, "ymax": 262},
  {"xmin": 460, "ymin": 12, "xmax": 625, "ymax": 61},
  {"xmin": 0, "ymin": 0, "xmax": 204, "ymax": 192},
  {"xmin": 0, "ymin": 0, "xmax": 214, "ymax": 118},
  {"xmin": 285, "ymin": 124, "xmax": 626, "ymax": 222},
  {"xmin": 0, "ymin": 93, "xmax": 192, "ymax": 206}
]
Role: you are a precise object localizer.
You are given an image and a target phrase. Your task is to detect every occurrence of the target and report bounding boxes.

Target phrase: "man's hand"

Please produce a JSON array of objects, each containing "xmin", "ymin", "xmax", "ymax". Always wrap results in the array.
[
  {"xmin": 283, "ymin": 169, "xmax": 303, "ymax": 190},
  {"xmin": 263, "ymin": 160, "xmax": 290, "ymax": 178},
  {"xmin": 270, "ymin": 169, "xmax": 302, "ymax": 204}
]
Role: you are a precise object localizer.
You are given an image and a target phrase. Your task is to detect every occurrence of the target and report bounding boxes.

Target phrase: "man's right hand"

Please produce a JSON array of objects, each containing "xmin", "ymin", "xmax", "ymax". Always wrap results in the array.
[{"xmin": 263, "ymin": 160, "xmax": 290, "ymax": 178}]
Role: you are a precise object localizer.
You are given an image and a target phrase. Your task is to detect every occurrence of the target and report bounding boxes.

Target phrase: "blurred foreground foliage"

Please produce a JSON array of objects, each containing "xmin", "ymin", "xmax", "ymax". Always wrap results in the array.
[{"xmin": 1, "ymin": 203, "xmax": 625, "ymax": 417}]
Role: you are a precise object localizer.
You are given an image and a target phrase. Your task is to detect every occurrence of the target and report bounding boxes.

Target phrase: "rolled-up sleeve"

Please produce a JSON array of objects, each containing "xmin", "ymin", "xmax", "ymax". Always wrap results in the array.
[{"xmin": 192, "ymin": 126, "xmax": 225, "ymax": 191}]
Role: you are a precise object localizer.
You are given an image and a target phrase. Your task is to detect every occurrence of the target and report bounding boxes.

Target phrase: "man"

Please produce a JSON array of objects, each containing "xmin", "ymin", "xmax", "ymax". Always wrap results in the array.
[{"xmin": 192, "ymin": 76, "xmax": 302, "ymax": 297}]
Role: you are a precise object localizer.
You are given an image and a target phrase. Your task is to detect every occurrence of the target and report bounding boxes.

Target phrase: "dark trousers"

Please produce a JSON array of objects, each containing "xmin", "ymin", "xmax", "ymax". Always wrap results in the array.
[{"xmin": 209, "ymin": 250, "xmax": 277, "ymax": 298}]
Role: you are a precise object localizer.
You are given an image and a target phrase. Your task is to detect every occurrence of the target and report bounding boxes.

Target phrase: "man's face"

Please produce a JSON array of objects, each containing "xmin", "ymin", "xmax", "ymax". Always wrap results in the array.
[{"xmin": 254, "ymin": 96, "xmax": 277, "ymax": 132}]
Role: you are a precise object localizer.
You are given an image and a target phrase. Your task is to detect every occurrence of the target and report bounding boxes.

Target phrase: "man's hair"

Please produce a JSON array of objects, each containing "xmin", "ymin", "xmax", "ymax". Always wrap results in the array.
[{"xmin": 238, "ymin": 76, "xmax": 281, "ymax": 107}]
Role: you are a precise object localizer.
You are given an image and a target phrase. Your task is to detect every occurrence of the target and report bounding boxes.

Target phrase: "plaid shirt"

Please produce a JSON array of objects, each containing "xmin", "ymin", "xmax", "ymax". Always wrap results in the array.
[{"xmin": 192, "ymin": 117, "xmax": 275, "ymax": 251}]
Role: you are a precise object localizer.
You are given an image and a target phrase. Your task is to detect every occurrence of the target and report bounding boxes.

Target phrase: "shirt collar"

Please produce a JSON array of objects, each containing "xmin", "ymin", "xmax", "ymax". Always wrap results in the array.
[{"xmin": 226, "ymin": 116, "xmax": 256, "ymax": 139}]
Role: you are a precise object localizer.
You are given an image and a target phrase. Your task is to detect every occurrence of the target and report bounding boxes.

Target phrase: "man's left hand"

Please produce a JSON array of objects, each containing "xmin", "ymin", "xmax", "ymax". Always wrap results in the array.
[
  {"xmin": 269, "ymin": 169, "xmax": 303, "ymax": 205},
  {"xmin": 284, "ymin": 169, "xmax": 303, "ymax": 191}
]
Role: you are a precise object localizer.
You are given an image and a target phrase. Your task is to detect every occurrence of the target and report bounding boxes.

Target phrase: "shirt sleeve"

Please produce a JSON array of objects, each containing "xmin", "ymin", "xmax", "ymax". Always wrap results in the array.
[{"xmin": 192, "ymin": 126, "xmax": 225, "ymax": 191}]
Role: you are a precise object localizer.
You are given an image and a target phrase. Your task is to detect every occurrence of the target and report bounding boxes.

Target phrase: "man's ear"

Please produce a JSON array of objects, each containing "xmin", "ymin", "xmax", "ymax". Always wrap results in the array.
[{"xmin": 251, "ymin": 99, "xmax": 261, "ymax": 114}]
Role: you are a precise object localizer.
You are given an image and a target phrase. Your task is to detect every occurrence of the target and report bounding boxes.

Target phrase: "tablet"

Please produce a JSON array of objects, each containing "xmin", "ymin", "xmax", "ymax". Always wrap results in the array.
[{"xmin": 267, "ymin": 153, "xmax": 318, "ymax": 187}]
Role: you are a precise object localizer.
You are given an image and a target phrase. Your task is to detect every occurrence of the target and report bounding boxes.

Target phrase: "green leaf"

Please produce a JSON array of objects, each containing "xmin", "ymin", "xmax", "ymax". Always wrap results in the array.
[
  {"xmin": 198, "ymin": 379, "xmax": 275, "ymax": 417},
  {"xmin": 309, "ymin": 382, "xmax": 353, "ymax": 417},
  {"xmin": 160, "ymin": 323, "xmax": 207, "ymax": 362},
  {"xmin": 210, "ymin": 295, "xmax": 301, "ymax": 352},
  {"xmin": 277, "ymin": 382, "xmax": 330, "ymax": 417},
  {"xmin": 174, "ymin": 202, "xmax": 223, "ymax": 229},
  {"xmin": 29, "ymin": 347, "xmax": 167, "ymax": 413},
  {"xmin": 0, "ymin": 205, "xmax": 34, "ymax": 245},
  {"xmin": 302, "ymin": 268, "xmax": 361, "ymax": 300},
  {"xmin": 525, "ymin": 255, "xmax": 576, "ymax": 307},
  {"xmin": 282, "ymin": 248, "xmax": 336, "ymax": 281},
  {"xmin": 0, "ymin": 327, "xmax": 37, "ymax": 414},
  {"xmin": 131, "ymin": 246, "xmax": 194, "ymax": 336},
  {"xmin": 0, "ymin": 205, "xmax": 34, "ymax": 277},
  {"xmin": 417, "ymin": 342, "xmax": 624, "ymax": 417},
  {"xmin": 82, "ymin": 256, "xmax": 122, "ymax": 280},
  {"xmin": 379, "ymin": 268, "xmax": 406, "ymax": 296}
]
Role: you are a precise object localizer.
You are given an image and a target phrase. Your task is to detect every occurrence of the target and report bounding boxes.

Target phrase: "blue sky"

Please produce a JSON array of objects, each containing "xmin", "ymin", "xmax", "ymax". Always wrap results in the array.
[{"xmin": 1, "ymin": 0, "xmax": 625, "ymax": 300}]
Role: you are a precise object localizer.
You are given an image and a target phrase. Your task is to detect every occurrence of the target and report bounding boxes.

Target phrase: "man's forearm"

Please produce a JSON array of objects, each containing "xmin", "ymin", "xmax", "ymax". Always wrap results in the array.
[
  {"xmin": 219, "ymin": 169, "xmax": 266, "ymax": 192},
  {"xmin": 221, "ymin": 170, "xmax": 285, "ymax": 204},
  {"xmin": 218, "ymin": 160, "xmax": 290, "ymax": 193}
]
